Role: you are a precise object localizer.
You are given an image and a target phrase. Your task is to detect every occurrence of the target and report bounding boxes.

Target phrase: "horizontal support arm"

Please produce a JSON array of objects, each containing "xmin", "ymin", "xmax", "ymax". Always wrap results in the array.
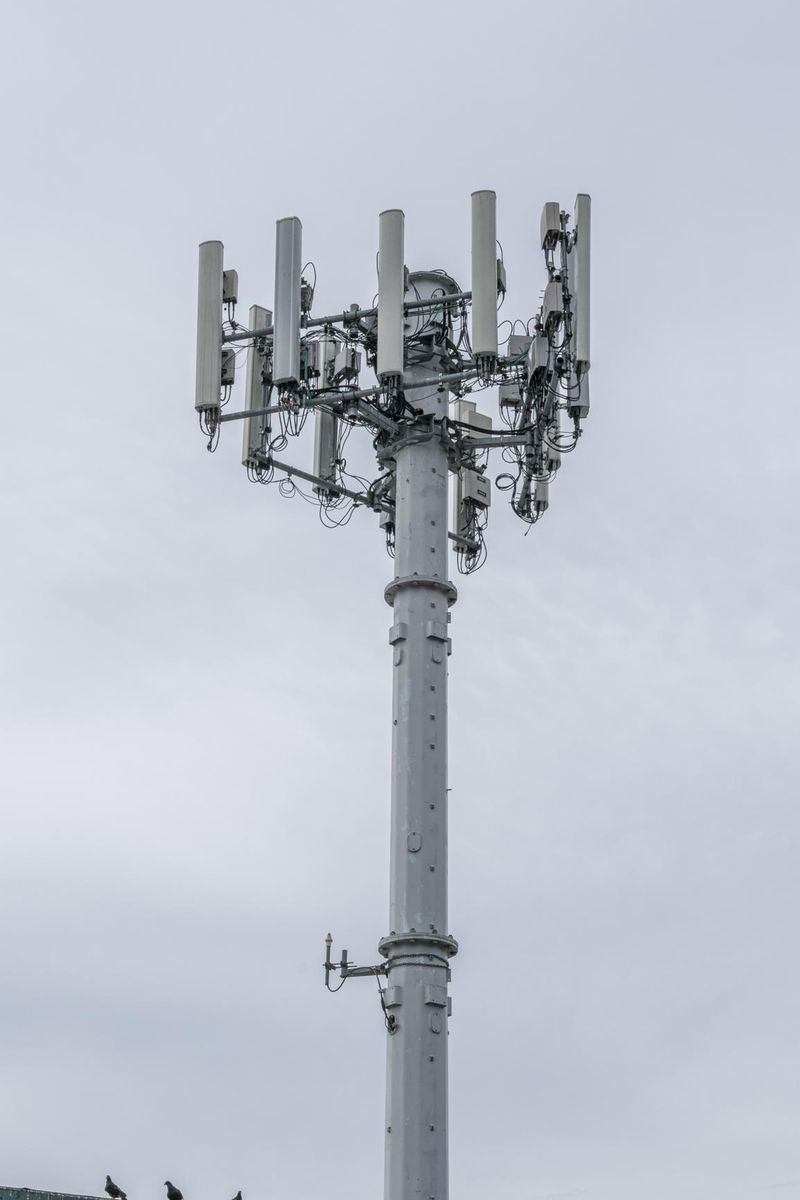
[
  {"xmin": 218, "ymin": 395, "xmax": 334, "ymax": 424},
  {"xmin": 222, "ymin": 290, "xmax": 473, "ymax": 344},
  {"xmin": 218, "ymin": 370, "xmax": 480, "ymax": 425},
  {"xmin": 459, "ymin": 433, "xmax": 533, "ymax": 449},
  {"xmin": 255, "ymin": 452, "xmax": 370, "ymax": 507}
]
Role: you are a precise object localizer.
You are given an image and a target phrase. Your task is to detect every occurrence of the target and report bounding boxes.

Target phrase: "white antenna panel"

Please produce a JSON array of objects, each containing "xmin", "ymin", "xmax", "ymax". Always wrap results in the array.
[
  {"xmin": 542, "ymin": 280, "xmax": 563, "ymax": 333},
  {"xmin": 313, "ymin": 407, "xmax": 339, "ymax": 493},
  {"xmin": 222, "ymin": 269, "xmax": 238, "ymax": 304},
  {"xmin": 377, "ymin": 209, "xmax": 405, "ymax": 380},
  {"xmin": 573, "ymin": 193, "xmax": 591, "ymax": 372},
  {"xmin": 528, "ymin": 333, "xmax": 550, "ymax": 383},
  {"xmin": 273, "ymin": 216, "xmax": 302, "ymax": 386},
  {"xmin": 567, "ymin": 370, "xmax": 590, "ymax": 420},
  {"xmin": 242, "ymin": 304, "xmax": 272, "ymax": 466},
  {"xmin": 195, "ymin": 240, "xmax": 224, "ymax": 411},
  {"xmin": 540, "ymin": 202, "xmax": 561, "ymax": 249},
  {"xmin": 470, "ymin": 190, "xmax": 498, "ymax": 361}
]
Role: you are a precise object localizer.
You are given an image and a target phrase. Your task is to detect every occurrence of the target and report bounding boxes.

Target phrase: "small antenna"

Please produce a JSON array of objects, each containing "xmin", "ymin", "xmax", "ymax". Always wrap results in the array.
[{"xmin": 324, "ymin": 933, "xmax": 333, "ymax": 988}]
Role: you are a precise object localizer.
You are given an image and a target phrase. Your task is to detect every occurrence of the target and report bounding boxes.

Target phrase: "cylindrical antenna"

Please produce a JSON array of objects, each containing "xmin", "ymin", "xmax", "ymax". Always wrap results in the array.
[
  {"xmin": 195, "ymin": 240, "xmax": 224, "ymax": 411},
  {"xmin": 377, "ymin": 209, "xmax": 405, "ymax": 382},
  {"xmin": 242, "ymin": 304, "xmax": 272, "ymax": 466},
  {"xmin": 470, "ymin": 190, "xmax": 498, "ymax": 367},
  {"xmin": 573, "ymin": 193, "xmax": 591, "ymax": 373},
  {"xmin": 273, "ymin": 216, "xmax": 302, "ymax": 386}
]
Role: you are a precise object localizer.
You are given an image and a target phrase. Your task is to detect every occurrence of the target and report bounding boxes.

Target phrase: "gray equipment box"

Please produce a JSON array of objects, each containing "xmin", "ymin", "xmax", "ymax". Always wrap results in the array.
[
  {"xmin": 461, "ymin": 468, "xmax": 491, "ymax": 508},
  {"xmin": 499, "ymin": 381, "xmax": 524, "ymax": 409},
  {"xmin": 333, "ymin": 345, "xmax": 361, "ymax": 383},
  {"xmin": 507, "ymin": 333, "xmax": 532, "ymax": 360},
  {"xmin": 222, "ymin": 268, "xmax": 238, "ymax": 304},
  {"xmin": 221, "ymin": 346, "xmax": 236, "ymax": 385}
]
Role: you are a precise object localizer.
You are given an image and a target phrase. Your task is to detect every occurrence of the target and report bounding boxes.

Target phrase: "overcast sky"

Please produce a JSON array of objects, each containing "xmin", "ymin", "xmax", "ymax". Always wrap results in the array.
[{"xmin": 1, "ymin": 2, "xmax": 798, "ymax": 1199}]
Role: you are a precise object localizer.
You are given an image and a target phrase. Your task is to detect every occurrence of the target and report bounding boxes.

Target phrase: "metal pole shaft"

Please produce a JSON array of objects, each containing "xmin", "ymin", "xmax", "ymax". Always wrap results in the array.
[{"xmin": 381, "ymin": 365, "xmax": 457, "ymax": 1200}]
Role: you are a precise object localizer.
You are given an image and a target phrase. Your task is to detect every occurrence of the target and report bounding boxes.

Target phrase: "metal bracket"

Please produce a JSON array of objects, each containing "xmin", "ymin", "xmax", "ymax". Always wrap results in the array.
[{"xmin": 324, "ymin": 933, "xmax": 388, "ymax": 990}]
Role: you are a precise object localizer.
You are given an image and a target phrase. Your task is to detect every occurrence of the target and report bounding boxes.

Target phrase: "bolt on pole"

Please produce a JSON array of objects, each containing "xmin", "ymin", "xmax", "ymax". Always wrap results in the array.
[{"xmin": 192, "ymin": 192, "xmax": 592, "ymax": 1200}]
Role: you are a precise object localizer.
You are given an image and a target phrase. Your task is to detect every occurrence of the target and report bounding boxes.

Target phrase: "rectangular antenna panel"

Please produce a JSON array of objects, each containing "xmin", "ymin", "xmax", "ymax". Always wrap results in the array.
[
  {"xmin": 273, "ymin": 216, "xmax": 302, "ymax": 386},
  {"xmin": 455, "ymin": 398, "xmax": 492, "ymax": 435},
  {"xmin": 242, "ymin": 304, "xmax": 272, "ymax": 465},
  {"xmin": 195, "ymin": 240, "xmax": 224, "ymax": 411},
  {"xmin": 496, "ymin": 258, "xmax": 507, "ymax": 296},
  {"xmin": 377, "ymin": 209, "xmax": 405, "ymax": 379},
  {"xmin": 334, "ymin": 345, "xmax": 361, "ymax": 383},
  {"xmin": 535, "ymin": 478, "xmax": 549, "ymax": 512},
  {"xmin": 222, "ymin": 269, "xmax": 238, "ymax": 304},
  {"xmin": 567, "ymin": 370, "xmax": 590, "ymax": 419},
  {"xmin": 542, "ymin": 280, "xmax": 563, "ymax": 332},
  {"xmin": 573, "ymin": 193, "xmax": 591, "ymax": 371},
  {"xmin": 221, "ymin": 347, "xmax": 235, "ymax": 386},
  {"xmin": 540, "ymin": 202, "xmax": 561, "ymax": 249},
  {"xmin": 452, "ymin": 472, "xmax": 469, "ymax": 539},
  {"xmin": 508, "ymin": 333, "xmax": 532, "ymax": 360},
  {"xmin": 313, "ymin": 408, "xmax": 339, "ymax": 493},
  {"xmin": 302, "ymin": 340, "xmax": 322, "ymax": 378},
  {"xmin": 542, "ymin": 369, "xmax": 561, "ymax": 422},
  {"xmin": 471, "ymin": 190, "xmax": 498, "ymax": 359},
  {"xmin": 528, "ymin": 333, "xmax": 551, "ymax": 382}
]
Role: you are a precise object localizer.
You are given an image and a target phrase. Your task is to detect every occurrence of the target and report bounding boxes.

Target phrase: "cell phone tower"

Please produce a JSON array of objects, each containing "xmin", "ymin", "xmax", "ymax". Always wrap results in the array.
[{"xmin": 194, "ymin": 191, "xmax": 591, "ymax": 1200}]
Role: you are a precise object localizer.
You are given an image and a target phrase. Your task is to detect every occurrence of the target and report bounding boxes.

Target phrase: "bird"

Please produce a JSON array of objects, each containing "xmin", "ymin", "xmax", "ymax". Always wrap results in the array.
[
  {"xmin": 164, "ymin": 1184, "xmax": 183, "ymax": 1200},
  {"xmin": 105, "ymin": 1178, "xmax": 127, "ymax": 1200}
]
